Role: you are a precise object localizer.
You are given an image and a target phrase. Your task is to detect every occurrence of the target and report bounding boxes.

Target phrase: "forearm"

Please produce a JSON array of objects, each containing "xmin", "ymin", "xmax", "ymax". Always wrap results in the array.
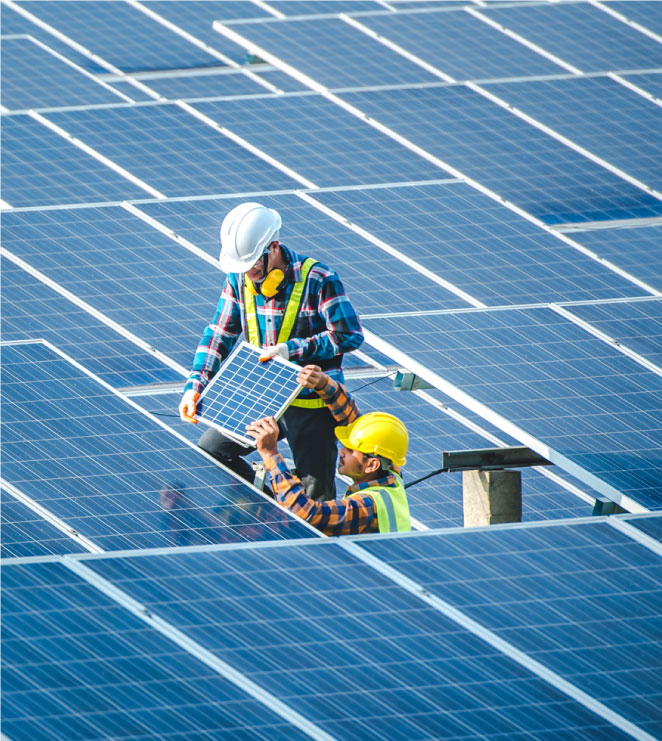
[{"xmin": 314, "ymin": 376, "xmax": 360, "ymax": 426}]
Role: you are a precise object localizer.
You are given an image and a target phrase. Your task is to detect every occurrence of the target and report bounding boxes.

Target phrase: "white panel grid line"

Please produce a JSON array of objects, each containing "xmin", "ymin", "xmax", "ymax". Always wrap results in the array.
[
  {"xmin": 338, "ymin": 538, "xmax": 658, "ymax": 741},
  {"xmin": 63, "ymin": 557, "xmax": 337, "ymax": 741},
  {"xmin": 589, "ymin": 0, "xmax": 662, "ymax": 44},
  {"xmin": 6, "ymin": 34, "xmax": 135, "ymax": 104},
  {"xmin": 607, "ymin": 517, "xmax": 662, "ymax": 556},
  {"xmin": 607, "ymin": 71, "xmax": 662, "ymax": 108},
  {"xmin": 352, "ymin": 349, "xmax": 596, "ymax": 507},
  {"xmin": 1, "ymin": 480, "xmax": 105, "ymax": 554},
  {"xmin": 550, "ymin": 303, "xmax": 662, "ymax": 378},
  {"xmin": 211, "ymin": 19, "xmax": 662, "ymax": 299},
  {"xmin": 1, "ymin": 0, "xmax": 164, "ymax": 102},
  {"xmin": 295, "ymin": 190, "xmax": 487, "ymax": 307},
  {"xmin": 345, "ymin": 11, "xmax": 662, "ymax": 199},
  {"xmin": 363, "ymin": 328, "xmax": 650, "ymax": 513},
  {"xmin": 252, "ymin": 0, "xmax": 287, "ymax": 20},
  {"xmin": 175, "ymin": 100, "xmax": 318, "ymax": 189},
  {"xmin": 125, "ymin": 0, "xmax": 283, "ymax": 94},
  {"xmin": 28, "ymin": 111, "xmax": 167, "ymax": 199}
]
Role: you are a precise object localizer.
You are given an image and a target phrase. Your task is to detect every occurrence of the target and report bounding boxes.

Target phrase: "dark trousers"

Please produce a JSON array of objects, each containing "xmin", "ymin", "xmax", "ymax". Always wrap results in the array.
[{"xmin": 197, "ymin": 404, "xmax": 338, "ymax": 501}]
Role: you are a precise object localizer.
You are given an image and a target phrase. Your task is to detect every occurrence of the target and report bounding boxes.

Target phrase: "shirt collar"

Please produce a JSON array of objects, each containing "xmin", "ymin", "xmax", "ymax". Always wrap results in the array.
[{"xmin": 346, "ymin": 471, "xmax": 397, "ymax": 494}]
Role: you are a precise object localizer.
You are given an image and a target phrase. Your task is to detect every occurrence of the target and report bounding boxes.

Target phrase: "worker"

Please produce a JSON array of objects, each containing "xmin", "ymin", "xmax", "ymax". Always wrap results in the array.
[
  {"xmin": 179, "ymin": 202, "xmax": 363, "ymax": 501},
  {"xmin": 246, "ymin": 365, "xmax": 411, "ymax": 535}
]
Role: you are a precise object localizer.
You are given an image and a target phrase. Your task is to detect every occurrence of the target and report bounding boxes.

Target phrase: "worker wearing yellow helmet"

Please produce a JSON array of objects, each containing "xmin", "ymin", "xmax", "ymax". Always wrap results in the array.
[{"xmin": 246, "ymin": 365, "xmax": 411, "ymax": 535}]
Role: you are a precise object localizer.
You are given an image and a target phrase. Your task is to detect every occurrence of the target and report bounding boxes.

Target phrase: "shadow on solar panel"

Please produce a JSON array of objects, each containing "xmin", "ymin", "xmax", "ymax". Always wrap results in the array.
[{"xmin": 196, "ymin": 342, "xmax": 302, "ymax": 445}]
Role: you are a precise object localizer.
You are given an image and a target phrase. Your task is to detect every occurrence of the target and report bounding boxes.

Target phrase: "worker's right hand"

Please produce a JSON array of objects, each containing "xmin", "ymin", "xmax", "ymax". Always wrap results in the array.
[
  {"xmin": 179, "ymin": 390, "xmax": 200, "ymax": 424},
  {"xmin": 297, "ymin": 365, "xmax": 327, "ymax": 390}
]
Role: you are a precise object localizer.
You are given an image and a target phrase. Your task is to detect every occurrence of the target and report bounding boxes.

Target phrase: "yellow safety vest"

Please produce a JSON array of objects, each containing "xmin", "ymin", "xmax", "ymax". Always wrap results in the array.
[
  {"xmin": 361, "ymin": 475, "xmax": 411, "ymax": 533},
  {"xmin": 243, "ymin": 257, "xmax": 325, "ymax": 409}
]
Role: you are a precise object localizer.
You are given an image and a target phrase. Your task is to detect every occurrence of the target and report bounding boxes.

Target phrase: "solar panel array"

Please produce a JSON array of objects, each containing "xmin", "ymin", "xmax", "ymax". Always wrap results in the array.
[{"xmin": 2, "ymin": 0, "xmax": 661, "ymax": 738}]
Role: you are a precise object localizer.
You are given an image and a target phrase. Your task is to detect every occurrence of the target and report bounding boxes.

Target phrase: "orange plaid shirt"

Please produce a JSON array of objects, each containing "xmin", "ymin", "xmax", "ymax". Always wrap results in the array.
[{"xmin": 264, "ymin": 377, "xmax": 400, "ymax": 536}]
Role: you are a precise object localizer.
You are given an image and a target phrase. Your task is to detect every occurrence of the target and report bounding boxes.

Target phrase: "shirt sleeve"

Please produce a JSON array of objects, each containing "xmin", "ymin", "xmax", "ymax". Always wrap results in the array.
[
  {"xmin": 184, "ymin": 277, "xmax": 243, "ymax": 394},
  {"xmin": 286, "ymin": 272, "xmax": 364, "ymax": 363},
  {"xmin": 315, "ymin": 376, "xmax": 360, "ymax": 426},
  {"xmin": 264, "ymin": 453, "xmax": 378, "ymax": 536}
]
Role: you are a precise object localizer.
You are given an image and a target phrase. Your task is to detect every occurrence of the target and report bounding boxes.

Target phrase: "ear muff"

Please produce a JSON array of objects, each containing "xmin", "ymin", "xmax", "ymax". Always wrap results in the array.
[{"xmin": 259, "ymin": 268, "xmax": 285, "ymax": 297}]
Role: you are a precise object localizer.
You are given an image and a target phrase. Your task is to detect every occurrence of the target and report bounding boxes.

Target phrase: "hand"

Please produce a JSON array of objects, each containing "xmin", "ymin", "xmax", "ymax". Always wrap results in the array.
[
  {"xmin": 259, "ymin": 343, "xmax": 289, "ymax": 362},
  {"xmin": 179, "ymin": 390, "xmax": 200, "ymax": 423},
  {"xmin": 297, "ymin": 365, "xmax": 327, "ymax": 390},
  {"xmin": 246, "ymin": 416, "xmax": 280, "ymax": 457}
]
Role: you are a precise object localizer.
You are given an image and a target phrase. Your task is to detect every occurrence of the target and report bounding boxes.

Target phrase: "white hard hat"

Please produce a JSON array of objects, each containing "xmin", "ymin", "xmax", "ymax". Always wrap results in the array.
[{"xmin": 219, "ymin": 202, "xmax": 282, "ymax": 273}]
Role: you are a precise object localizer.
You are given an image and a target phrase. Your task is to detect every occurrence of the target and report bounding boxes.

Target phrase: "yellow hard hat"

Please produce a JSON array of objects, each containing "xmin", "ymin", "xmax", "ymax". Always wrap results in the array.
[{"xmin": 335, "ymin": 412, "xmax": 408, "ymax": 467}]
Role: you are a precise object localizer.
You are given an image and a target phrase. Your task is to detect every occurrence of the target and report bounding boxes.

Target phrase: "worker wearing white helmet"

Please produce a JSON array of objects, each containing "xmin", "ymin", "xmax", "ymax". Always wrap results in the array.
[
  {"xmin": 246, "ymin": 365, "xmax": 411, "ymax": 536},
  {"xmin": 179, "ymin": 202, "xmax": 364, "ymax": 501}
]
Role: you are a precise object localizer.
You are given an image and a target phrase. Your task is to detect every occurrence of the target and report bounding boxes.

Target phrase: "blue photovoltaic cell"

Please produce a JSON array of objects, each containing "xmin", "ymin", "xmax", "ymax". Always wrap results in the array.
[
  {"xmin": 346, "ymin": 375, "xmax": 592, "ymax": 528},
  {"xmin": 195, "ymin": 94, "xmax": 447, "ymax": 186},
  {"xmin": 361, "ymin": 9, "xmax": 563, "ymax": 80},
  {"xmin": 1, "ymin": 561, "xmax": 311, "ymax": 741},
  {"xmin": 1, "ymin": 206, "xmax": 224, "ymax": 370},
  {"xmin": 339, "ymin": 86, "xmax": 662, "ymax": 224},
  {"xmin": 1, "ymin": 490, "xmax": 85, "ymax": 558},
  {"xmin": 0, "ymin": 257, "xmax": 181, "ymax": 388},
  {"xmin": 484, "ymin": 2, "xmax": 662, "ymax": 73},
  {"xmin": 1, "ymin": 342, "xmax": 312, "ymax": 550},
  {"xmin": 197, "ymin": 343, "xmax": 302, "ymax": 445},
  {"xmin": 270, "ymin": 1, "xmax": 386, "ymax": 14},
  {"xmin": 22, "ymin": 1, "xmax": 223, "ymax": 73},
  {"xmin": 609, "ymin": 1, "xmax": 662, "ymax": 35},
  {"xmin": 46, "ymin": 103, "xmax": 301, "ymax": 197},
  {"xmin": 85, "ymin": 542, "xmax": 634, "ymax": 740},
  {"xmin": 136, "ymin": 194, "xmax": 472, "ymax": 314},
  {"xmin": 628, "ymin": 514, "xmax": 662, "ymax": 542},
  {"xmin": 217, "ymin": 17, "xmax": 440, "ymax": 87},
  {"xmin": 566, "ymin": 298, "xmax": 662, "ymax": 368},
  {"xmin": 313, "ymin": 183, "xmax": 647, "ymax": 306},
  {"xmin": 0, "ymin": 4, "xmax": 106, "ymax": 73},
  {"xmin": 362, "ymin": 521, "xmax": 662, "ymax": 737},
  {"xmin": 143, "ymin": 70, "xmax": 300, "ymax": 100},
  {"xmin": 363, "ymin": 306, "xmax": 662, "ymax": 509},
  {"xmin": 484, "ymin": 76, "xmax": 662, "ymax": 190},
  {"xmin": 624, "ymin": 72, "xmax": 662, "ymax": 100},
  {"xmin": 1, "ymin": 115, "xmax": 147, "ymax": 207},
  {"xmin": 567, "ymin": 224, "xmax": 662, "ymax": 291},
  {"xmin": 0, "ymin": 37, "xmax": 123, "ymax": 110}
]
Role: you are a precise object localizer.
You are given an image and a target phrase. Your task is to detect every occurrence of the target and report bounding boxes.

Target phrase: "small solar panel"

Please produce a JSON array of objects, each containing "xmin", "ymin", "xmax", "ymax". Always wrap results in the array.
[{"xmin": 196, "ymin": 342, "xmax": 302, "ymax": 445}]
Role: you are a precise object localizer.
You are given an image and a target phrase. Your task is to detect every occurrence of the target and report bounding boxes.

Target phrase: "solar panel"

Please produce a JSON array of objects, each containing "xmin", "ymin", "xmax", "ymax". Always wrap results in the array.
[
  {"xmin": 45, "ymin": 103, "xmax": 302, "ymax": 198},
  {"xmin": 611, "ymin": 1, "xmax": 662, "ymax": 34},
  {"xmin": 483, "ymin": 76, "xmax": 662, "ymax": 191},
  {"xmin": 0, "ymin": 37, "xmax": 123, "ymax": 111},
  {"xmin": 1, "ymin": 560, "xmax": 314, "ymax": 741},
  {"xmin": 567, "ymin": 223, "xmax": 662, "ymax": 291},
  {"xmin": 362, "ymin": 306, "xmax": 662, "ymax": 510},
  {"xmin": 357, "ymin": 8, "xmax": 564, "ymax": 80},
  {"xmin": 197, "ymin": 342, "xmax": 302, "ymax": 446},
  {"xmin": 76, "ymin": 538, "xmax": 637, "ymax": 740},
  {"xmin": 627, "ymin": 513, "xmax": 662, "ymax": 542},
  {"xmin": 361, "ymin": 519, "xmax": 662, "ymax": 737},
  {"xmin": 20, "ymin": 0, "xmax": 223, "ymax": 73},
  {"xmin": 1, "ymin": 341, "xmax": 312, "ymax": 551},
  {"xmin": 141, "ymin": 69, "xmax": 304, "ymax": 100},
  {"xmin": 623, "ymin": 72, "xmax": 662, "ymax": 100},
  {"xmin": 1, "ymin": 115, "xmax": 148, "ymax": 207},
  {"xmin": 194, "ymin": 94, "xmax": 446, "ymax": 187},
  {"xmin": 483, "ymin": 2, "xmax": 662, "ymax": 73}
]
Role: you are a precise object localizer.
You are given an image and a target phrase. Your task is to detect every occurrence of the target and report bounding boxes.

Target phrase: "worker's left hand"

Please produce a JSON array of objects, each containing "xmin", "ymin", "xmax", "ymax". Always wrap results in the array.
[
  {"xmin": 259, "ymin": 343, "xmax": 289, "ymax": 362},
  {"xmin": 246, "ymin": 416, "xmax": 280, "ymax": 456}
]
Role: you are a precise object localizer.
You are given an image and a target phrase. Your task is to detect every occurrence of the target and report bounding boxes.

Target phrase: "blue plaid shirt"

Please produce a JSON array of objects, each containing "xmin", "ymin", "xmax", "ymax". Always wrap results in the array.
[{"xmin": 185, "ymin": 246, "xmax": 363, "ymax": 398}]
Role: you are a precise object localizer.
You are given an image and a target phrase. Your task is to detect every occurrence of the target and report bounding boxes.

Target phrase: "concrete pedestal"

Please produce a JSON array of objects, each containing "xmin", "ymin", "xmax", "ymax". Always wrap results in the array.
[{"xmin": 463, "ymin": 469, "xmax": 522, "ymax": 527}]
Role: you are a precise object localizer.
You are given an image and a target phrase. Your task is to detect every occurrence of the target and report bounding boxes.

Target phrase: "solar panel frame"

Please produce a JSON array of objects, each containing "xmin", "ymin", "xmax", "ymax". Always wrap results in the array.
[{"xmin": 196, "ymin": 341, "xmax": 303, "ymax": 446}]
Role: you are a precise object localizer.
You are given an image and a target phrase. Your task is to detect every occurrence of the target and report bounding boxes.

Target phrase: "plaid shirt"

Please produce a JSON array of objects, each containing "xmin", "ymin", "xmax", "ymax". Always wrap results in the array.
[
  {"xmin": 265, "ymin": 377, "xmax": 401, "ymax": 536},
  {"xmin": 184, "ymin": 246, "xmax": 363, "ymax": 399}
]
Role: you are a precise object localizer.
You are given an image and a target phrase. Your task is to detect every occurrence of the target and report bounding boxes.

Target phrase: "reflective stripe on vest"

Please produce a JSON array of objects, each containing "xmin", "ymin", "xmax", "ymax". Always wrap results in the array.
[
  {"xmin": 243, "ymin": 258, "xmax": 325, "ymax": 409},
  {"xmin": 363, "ymin": 475, "xmax": 411, "ymax": 533}
]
